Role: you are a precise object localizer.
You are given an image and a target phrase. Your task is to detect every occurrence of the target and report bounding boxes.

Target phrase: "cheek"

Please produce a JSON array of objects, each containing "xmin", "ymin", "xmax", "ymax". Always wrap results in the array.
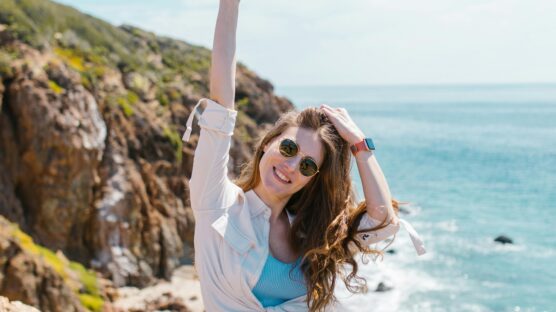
[{"xmin": 258, "ymin": 153, "xmax": 274, "ymax": 177}]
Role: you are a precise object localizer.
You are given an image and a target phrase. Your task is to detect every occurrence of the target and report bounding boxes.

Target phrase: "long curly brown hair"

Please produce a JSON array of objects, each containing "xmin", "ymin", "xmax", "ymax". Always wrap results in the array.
[{"xmin": 235, "ymin": 107, "xmax": 401, "ymax": 311}]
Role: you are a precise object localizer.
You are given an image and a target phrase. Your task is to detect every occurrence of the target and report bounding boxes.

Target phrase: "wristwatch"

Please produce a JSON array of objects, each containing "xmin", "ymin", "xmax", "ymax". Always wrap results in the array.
[{"xmin": 350, "ymin": 138, "xmax": 375, "ymax": 155}]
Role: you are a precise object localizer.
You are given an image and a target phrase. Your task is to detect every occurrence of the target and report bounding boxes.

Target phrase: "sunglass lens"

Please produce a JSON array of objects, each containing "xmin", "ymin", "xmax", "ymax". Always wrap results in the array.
[
  {"xmin": 279, "ymin": 139, "xmax": 298, "ymax": 157},
  {"xmin": 300, "ymin": 158, "xmax": 318, "ymax": 177}
]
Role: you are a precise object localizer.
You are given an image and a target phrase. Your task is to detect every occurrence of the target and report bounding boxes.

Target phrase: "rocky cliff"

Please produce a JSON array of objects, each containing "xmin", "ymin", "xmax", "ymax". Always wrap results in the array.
[{"xmin": 0, "ymin": 0, "xmax": 294, "ymax": 309}]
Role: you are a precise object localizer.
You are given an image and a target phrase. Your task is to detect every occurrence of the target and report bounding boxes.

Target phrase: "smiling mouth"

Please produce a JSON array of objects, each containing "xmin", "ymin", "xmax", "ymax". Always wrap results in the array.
[{"xmin": 273, "ymin": 166, "xmax": 291, "ymax": 184}]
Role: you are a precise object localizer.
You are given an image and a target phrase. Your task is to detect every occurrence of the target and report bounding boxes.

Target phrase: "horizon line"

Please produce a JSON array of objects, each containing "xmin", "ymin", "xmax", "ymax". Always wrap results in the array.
[{"xmin": 276, "ymin": 82, "xmax": 556, "ymax": 89}]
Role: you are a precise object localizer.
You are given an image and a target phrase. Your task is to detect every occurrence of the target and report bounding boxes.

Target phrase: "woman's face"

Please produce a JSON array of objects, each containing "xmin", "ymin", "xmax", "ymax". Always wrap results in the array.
[{"xmin": 258, "ymin": 126, "xmax": 324, "ymax": 200}]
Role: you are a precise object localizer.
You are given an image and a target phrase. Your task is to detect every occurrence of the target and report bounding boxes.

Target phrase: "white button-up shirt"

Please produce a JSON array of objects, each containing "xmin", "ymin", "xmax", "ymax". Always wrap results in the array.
[{"xmin": 182, "ymin": 98, "xmax": 426, "ymax": 312}]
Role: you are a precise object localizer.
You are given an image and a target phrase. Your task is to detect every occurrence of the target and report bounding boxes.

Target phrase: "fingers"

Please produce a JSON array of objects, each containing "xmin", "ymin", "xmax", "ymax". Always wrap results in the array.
[
  {"xmin": 320, "ymin": 104, "xmax": 334, "ymax": 115},
  {"xmin": 320, "ymin": 104, "xmax": 347, "ymax": 114}
]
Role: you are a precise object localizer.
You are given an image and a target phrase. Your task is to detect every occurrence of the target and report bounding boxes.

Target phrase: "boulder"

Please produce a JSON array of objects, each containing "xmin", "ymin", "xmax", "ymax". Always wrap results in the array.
[
  {"xmin": 494, "ymin": 235, "xmax": 513, "ymax": 244},
  {"xmin": 375, "ymin": 281, "xmax": 394, "ymax": 292}
]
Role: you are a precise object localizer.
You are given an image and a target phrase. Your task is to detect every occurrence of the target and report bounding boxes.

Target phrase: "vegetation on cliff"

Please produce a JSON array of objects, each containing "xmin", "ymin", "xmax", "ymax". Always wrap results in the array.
[
  {"xmin": 0, "ymin": 216, "xmax": 115, "ymax": 311},
  {"xmin": 12, "ymin": 226, "xmax": 105, "ymax": 311}
]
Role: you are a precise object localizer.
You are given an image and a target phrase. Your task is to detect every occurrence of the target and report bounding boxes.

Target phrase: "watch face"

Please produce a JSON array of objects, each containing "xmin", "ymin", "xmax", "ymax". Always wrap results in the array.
[{"xmin": 364, "ymin": 138, "xmax": 375, "ymax": 150}]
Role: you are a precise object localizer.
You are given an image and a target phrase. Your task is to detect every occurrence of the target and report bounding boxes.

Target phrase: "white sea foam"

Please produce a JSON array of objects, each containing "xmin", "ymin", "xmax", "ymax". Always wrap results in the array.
[
  {"xmin": 459, "ymin": 236, "xmax": 527, "ymax": 255},
  {"xmin": 335, "ymin": 255, "xmax": 444, "ymax": 311},
  {"xmin": 436, "ymin": 219, "xmax": 459, "ymax": 232}
]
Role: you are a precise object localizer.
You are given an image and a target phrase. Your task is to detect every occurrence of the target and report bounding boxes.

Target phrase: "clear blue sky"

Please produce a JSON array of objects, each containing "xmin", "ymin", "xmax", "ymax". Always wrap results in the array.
[{"xmin": 55, "ymin": 0, "xmax": 556, "ymax": 87}]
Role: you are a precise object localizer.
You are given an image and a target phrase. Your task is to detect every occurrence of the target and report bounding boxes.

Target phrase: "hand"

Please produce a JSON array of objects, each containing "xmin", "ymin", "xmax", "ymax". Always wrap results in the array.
[{"xmin": 320, "ymin": 104, "xmax": 365, "ymax": 145}]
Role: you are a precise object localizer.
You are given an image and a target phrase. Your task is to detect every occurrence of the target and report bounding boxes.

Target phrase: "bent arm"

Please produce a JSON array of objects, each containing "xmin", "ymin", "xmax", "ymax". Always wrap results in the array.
[
  {"xmin": 210, "ymin": 0, "xmax": 240, "ymax": 109},
  {"xmin": 355, "ymin": 150, "xmax": 399, "ymax": 226},
  {"xmin": 355, "ymin": 150, "xmax": 427, "ymax": 255}
]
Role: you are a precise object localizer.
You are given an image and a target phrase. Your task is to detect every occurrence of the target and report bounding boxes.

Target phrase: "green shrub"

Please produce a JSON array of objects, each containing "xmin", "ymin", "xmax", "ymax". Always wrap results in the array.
[
  {"xmin": 12, "ymin": 228, "xmax": 67, "ymax": 278},
  {"xmin": 163, "ymin": 126, "xmax": 183, "ymax": 163},
  {"xmin": 48, "ymin": 80, "xmax": 64, "ymax": 94},
  {"xmin": 78, "ymin": 294, "xmax": 103, "ymax": 312},
  {"xmin": 126, "ymin": 90, "xmax": 139, "ymax": 105},
  {"xmin": 0, "ymin": 50, "xmax": 14, "ymax": 77},
  {"xmin": 54, "ymin": 47, "xmax": 85, "ymax": 71},
  {"xmin": 236, "ymin": 97, "xmax": 250, "ymax": 110},
  {"xmin": 69, "ymin": 262, "xmax": 100, "ymax": 297},
  {"xmin": 156, "ymin": 89, "xmax": 169, "ymax": 106},
  {"xmin": 117, "ymin": 96, "xmax": 134, "ymax": 117},
  {"xmin": 235, "ymin": 111, "xmax": 255, "ymax": 143}
]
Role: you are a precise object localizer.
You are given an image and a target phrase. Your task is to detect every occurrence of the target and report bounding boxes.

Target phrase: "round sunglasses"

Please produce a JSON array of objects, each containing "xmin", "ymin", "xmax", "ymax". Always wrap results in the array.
[{"xmin": 278, "ymin": 138, "xmax": 320, "ymax": 177}]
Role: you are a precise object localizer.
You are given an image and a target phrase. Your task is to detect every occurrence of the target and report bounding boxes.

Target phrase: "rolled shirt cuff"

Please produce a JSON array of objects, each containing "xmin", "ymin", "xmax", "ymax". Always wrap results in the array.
[
  {"xmin": 182, "ymin": 98, "xmax": 238, "ymax": 142},
  {"xmin": 198, "ymin": 98, "xmax": 238, "ymax": 136}
]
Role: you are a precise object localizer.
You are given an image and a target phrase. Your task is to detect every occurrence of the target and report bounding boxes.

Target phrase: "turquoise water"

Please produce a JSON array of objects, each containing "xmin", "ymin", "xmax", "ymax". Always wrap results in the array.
[{"xmin": 276, "ymin": 84, "xmax": 556, "ymax": 312}]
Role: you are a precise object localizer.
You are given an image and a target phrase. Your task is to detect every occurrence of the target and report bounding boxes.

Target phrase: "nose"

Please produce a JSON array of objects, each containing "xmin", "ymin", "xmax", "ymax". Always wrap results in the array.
[{"xmin": 282, "ymin": 156, "xmax": 300, "ymax": 174}]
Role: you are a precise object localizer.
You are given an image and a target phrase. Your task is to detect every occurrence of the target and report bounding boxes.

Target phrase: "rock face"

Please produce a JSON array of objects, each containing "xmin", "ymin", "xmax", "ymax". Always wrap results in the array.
[
  {"xmin": 0, "ymin": 296, "xmax": 41, "ymax": 312},
  {"xmin": 6, "ymin": 66, "xmax": 106, "ymax": 262},
  {"xmin": 0, "ymin": 0, "xmax": 294, "ymax": 296},
  {"xmin": 0, "ymin": 216, "xmax": 102, "ymax": 311}
]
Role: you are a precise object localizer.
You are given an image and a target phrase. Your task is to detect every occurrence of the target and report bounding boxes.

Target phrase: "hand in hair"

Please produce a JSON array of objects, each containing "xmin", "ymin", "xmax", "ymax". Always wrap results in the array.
[{"xmin": 320, "ymin": 104, "xmax": 365, "ymax": 145}]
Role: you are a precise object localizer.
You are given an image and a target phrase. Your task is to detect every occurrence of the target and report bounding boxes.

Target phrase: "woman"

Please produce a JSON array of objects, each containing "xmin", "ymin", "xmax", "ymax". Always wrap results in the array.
[{"xmin": 182, "ymin": 0, "xmax": 426, "ymax": 311}]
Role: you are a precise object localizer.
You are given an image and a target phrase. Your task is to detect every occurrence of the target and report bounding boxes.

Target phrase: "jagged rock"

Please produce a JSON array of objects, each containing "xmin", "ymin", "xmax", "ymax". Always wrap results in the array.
[
  {"xmin": 375, "ymin": 281, "xmax": 394, "ymax": 292},
  {"xmin": 235, "ymin": 65, "xmax": 293, "ymax": 125},
  {"xmin": 0, "ymin": 79, "xmax": 4, "ymax": 109},
  {"xmin": 123, "ymin": 72, "xmax": 156, "ymax": 101},
  {"xmin": 128, "ymin": 293, "xmax": 192, "ymax": 312},
  {"xmin": 494, "ymin": 235, "xmax": 513, "ymax": 244},
  {"xmin": 44, "ymin": 59, "xmax": 82, "ymax": 89},
  {"xmin": 0, "ymin": 216, "xmax": 85, "ymax": 311},
  {"xmin": 6, "ymin": 71, "xmax": 106, "ymax": 262},
  {"xmin": 0, "ymin": 296, "xmax": 41, "ymax": 312},
  {"xmin": 114, "ymin": 265, "xmax": 202, "ymax": 312},
  {"xmin": 0, "ymin": 81, "xmax": 27, "ymax": 227},
  {"xmin": 0, "ymin": 215, "xmax": 117, "ymax": 312}
]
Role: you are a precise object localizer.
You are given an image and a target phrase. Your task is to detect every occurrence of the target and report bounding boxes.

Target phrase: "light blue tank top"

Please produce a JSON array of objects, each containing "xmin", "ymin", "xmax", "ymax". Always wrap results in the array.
[{"xmin": 251, "ymin": 252, "xmax": 307, "ymax": 307}]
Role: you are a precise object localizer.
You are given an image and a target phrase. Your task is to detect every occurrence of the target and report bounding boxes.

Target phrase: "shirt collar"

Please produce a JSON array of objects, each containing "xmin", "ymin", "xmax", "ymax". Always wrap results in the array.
[{"xmin": 245, "ymin": 189, "xmax": 295, "ymax": 226}]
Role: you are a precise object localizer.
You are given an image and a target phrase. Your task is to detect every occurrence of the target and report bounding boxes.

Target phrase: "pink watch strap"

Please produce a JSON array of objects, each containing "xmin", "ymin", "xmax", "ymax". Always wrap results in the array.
[{"xmin": 350, "ymin": 138, "xmax": 375, "ymax": 155}]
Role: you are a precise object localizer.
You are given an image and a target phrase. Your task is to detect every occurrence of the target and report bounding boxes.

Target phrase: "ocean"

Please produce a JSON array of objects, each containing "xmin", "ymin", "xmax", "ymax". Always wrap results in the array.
[{"xmin": 275, "ymin": 84, "xmax": 556, "ymax": 312}]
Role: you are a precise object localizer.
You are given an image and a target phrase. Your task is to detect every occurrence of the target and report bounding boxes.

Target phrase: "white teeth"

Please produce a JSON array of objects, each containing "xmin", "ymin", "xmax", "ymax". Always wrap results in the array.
[{"xmin": 275, "ymin": 168, "xmax": 290, "ymax": 183}]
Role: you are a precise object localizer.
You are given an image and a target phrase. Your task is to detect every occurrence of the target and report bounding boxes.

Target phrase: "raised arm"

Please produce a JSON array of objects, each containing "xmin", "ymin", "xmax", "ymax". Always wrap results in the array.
[
  {"xmin": 185, "ymin": 0, "xmax": 241, "ymax": 214},
  {"xmin": 210, "ymin": 0, "xmax": 240, "ymax": 109}
]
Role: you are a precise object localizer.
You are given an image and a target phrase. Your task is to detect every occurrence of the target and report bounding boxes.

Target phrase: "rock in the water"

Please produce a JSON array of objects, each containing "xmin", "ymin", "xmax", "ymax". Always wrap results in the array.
[
  {"xmin": 375, "ymin": 281, "xmax": 394, "ymax": 292},
  {"xmin": 494, "ymin": 235, "xmax": 513, "ymax": 244}
]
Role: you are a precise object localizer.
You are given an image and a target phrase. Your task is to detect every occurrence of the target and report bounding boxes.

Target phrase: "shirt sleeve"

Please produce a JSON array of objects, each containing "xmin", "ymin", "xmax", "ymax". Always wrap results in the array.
[
  {"xmin": 185, "ymin": 98, "xmax": 240, "ymax": 213},
  {"xmin": 355, "ymin": 214, "xmax": 427, "ymax": 256}
]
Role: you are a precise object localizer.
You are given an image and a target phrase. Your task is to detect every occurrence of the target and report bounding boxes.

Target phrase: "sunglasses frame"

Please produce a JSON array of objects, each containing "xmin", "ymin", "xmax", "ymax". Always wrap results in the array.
[{"xmin": 278, "ymin": 138, "xmax": 320, "ymax": 177}]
